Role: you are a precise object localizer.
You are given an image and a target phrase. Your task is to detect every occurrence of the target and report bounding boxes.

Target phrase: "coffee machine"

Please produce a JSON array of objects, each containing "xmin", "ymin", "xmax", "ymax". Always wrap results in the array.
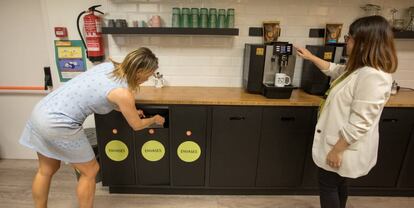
[
  {"xmin": 300, "ymin": 44, "xmax": 346, "ymax": 95},
  {"xmin": 243, "ymin": 42, "xmax": 296, "ymax": 99}
]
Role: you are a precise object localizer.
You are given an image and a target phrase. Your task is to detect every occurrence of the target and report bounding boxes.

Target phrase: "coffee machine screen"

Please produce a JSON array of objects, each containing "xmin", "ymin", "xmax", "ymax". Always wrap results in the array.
[{"xmin": 274, "ymin": 44, "xmax": 292, "ymax": 55}]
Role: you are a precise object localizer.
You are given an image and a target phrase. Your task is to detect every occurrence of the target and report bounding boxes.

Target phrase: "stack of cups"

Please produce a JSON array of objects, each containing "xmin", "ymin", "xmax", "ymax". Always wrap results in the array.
[
  {"xmin": 227, "ymin": 8, "xmax": 235, "ymax": 28},
  {"xmin": 208, "ymin": 8, "xmax": 217, "ymax": 28},
  {"xmin": 191, "ymin": 8, "xmax": 199, "ymax": 28},
  {"xmin": 200, "ymin": 8, "xmax": 208, "ymax": 28},
  {"xmin": 181, "ymin": 8, "xmax": 190, "ymax": 28},
  {"xmin": 172, "ymin": 7, "xmax": 180, "ymax": 28},
  {"xmin": 218, "ymin": 9, "xmax": 226, "ymax": 28},
  {"xmin": 171, "ymin": 7, "xmax": 235, "ymax": 28}
]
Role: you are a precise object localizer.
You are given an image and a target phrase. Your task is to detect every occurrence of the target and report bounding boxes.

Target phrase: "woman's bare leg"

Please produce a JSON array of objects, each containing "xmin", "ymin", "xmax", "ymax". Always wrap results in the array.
[
  {"xmin": 71, "ymin": 159, "xmax": 99, "ymax": 208},
  {"xmin": 32, "ymin": 152, "xmax": 61, "ymax": 208}
]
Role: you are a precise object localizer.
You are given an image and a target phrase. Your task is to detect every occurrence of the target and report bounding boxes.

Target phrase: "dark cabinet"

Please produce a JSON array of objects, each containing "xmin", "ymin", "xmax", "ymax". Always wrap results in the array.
[
  {"xmin": 170, "ymin": 106, "xmax": 207, "ymax": 186},
  {"xmin": 95, "ymin": 104, "xmax": 414, "ymax": 195},
  {"xmin": 302, "ymin": 108, "xmax": 414, "ymax": 188},
  {"xmin": 350, "ymin": 108, "xmax": 414, "ymax": 187},
  {"xmin": 95, "ymin": 111, "xmax": 136, "ymax": 186},
  {"xmin": 209, "ymin": 106, "xmax": 262, "ymax": 187},
  {"xmin": 398, "ymin": 118, "xmax": 414, "ymax": 188},
  {"xmin": 256, "ymin": 107, "xmax": 316, "ymax": 187},
  {"xmin": 134, "ymin": 106, "xmax": 170, "ymax": 185}
]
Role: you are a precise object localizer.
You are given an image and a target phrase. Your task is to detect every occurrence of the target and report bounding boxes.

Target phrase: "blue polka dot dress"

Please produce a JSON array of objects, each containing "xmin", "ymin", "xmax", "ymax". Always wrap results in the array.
[{"xmin": 19, "ymin": 62, "xmax": 128, "ymax": 163}]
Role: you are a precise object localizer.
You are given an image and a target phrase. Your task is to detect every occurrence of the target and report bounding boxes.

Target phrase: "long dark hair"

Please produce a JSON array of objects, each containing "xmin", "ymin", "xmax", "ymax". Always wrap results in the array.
[{"xmin": 346, "ymin": 15, "xmax": 398, "ymax": 73}]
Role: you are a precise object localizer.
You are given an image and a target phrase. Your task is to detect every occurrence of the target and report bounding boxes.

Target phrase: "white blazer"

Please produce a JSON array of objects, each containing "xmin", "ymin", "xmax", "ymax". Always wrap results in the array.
[{"xmin": 312, "ymin": 63, "xmax": 393, "ymax": 178}]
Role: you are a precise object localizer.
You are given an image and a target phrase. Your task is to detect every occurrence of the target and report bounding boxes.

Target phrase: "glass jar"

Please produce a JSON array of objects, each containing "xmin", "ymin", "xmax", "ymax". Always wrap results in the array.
[
  {"xmin": 181, "ymin": 8, "xmax": 190, "ymax": 28},
  {"xmin": 227, "ymin": 8, "xmax": 235, "ymax": 28},
  {"xmin": 361, "ymin": 4, "xmax": 381, "ymax": 16},
  {"xmin": 209, "ymin": 8, "xmax": 217, "ymax": 28},
  {"xmin": 172, "ymin": 7, "xmax": 180, "ymax": 28},
  {"xmin": 393, "ymin": 19, "xmax": 405, "ymax": 31},
  {"xmin": 200, "ymin": 8, "xmax": 208, "ymax": 28},
  {"xmin": 190, "ymin": 8, "xmax": 199, "ymax": 28}
]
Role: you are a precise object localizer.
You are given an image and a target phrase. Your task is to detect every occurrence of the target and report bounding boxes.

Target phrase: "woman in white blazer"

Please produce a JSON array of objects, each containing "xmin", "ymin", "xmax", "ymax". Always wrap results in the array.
[{"xmin": 296, "ymin": 16, "xmax": 398, "ymax": 208}]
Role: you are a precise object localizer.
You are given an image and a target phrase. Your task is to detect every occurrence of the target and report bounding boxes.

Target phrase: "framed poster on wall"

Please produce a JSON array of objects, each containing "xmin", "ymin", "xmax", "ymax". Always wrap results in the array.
[{"xmin": 54, "ymin": 40, "xmax": 87, "ymax": 82}]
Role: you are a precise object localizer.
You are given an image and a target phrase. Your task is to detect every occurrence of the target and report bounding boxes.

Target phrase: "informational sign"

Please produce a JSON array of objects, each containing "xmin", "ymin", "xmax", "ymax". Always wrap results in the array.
[
  {"xmin": 141, "ymin": 140, "xmax": 165, "ymax": 162},
  {"xmin": 105, "ymin": 140, "xmax": 129, "ymax": 162},
  {"xmin": 177, "ymin": 141, "xmax": 201, "ymax": 163},
  {"xmin": 54, "ymin": 40, "xmax": 87, "ymax": 82}
]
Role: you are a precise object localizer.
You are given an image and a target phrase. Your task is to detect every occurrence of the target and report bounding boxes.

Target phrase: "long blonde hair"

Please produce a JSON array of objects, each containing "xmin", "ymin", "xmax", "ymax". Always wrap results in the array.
[{"xmin": 111, "ymin": 47, "xmax": 158, "ymax": 91}]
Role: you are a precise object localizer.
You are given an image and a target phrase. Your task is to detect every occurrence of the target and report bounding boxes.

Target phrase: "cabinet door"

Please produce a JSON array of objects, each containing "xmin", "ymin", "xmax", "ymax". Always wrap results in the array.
[
  {"xmin": 135, "ymin": 128, "xmax": 170, "ymax": 185},
  {"xmin": 171, "ymin": 106, "xmax": 207, "ymax": 186},
  {"xmin": 350, "ymin": 108, "xmax": 414, "ymax": 187},
  {"xmin": 95, "ymin": 111, "xmax": 136, "ymax": 186},
  {"xmin": 398, "ymin": 116, "xmax": 414, "ymax": 188},
  {"xmin": 210, "ymin": 106, "xmax": 262, "ymax": 187},
  {"xmin": 256, "ymin": 107, "xmax": 316, "ymax": 187},
  {"xmin": 134, "ymin": 106, "xmax": 170, "ymax": 185}
]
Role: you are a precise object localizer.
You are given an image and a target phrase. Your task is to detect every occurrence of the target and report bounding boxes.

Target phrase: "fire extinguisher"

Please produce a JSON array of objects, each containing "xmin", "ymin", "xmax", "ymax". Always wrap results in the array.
[{"xmin": 77, "ymin": 5, "xmax": 104, "ymax": 63}]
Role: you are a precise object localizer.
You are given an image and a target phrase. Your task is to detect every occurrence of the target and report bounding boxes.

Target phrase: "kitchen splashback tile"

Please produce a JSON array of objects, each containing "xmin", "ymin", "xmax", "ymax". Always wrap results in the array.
[{"xmin": 105, "ymin": 0, "xmax": 414, "ymax": 88}]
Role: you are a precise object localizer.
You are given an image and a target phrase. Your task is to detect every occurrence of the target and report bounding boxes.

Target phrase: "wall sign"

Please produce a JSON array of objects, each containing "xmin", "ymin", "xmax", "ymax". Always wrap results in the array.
[
  {"xmin": 141, "ymin": 140, "xmax": 165, "ymax": 162},
  {"xmin": 54, "ymin": 40, "xmax": 87, "ymax": 82},
  {"xmin": 105, "ymin": 140, "xmax": 129, "ymax": 162},
  {"xmin": 177, "ymin": 141, "xmax": 201, "ymax": 163}
]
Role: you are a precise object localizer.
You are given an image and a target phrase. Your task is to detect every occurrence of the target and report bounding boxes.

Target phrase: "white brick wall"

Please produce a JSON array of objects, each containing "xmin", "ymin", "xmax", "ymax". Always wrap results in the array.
[{"xmin": 103, "ymin": 0, "xmax": 414, "ymax": 88}]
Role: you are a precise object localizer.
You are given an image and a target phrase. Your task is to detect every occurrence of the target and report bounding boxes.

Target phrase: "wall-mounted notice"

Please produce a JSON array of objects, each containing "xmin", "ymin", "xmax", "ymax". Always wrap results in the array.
[{"xmin": 54, "ymin": 40, "xmax": 87, "ymax": 82}]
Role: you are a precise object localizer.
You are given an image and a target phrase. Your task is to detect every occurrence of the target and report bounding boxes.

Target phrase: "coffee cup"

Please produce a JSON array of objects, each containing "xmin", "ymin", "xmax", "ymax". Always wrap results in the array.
[{"xmin": 274, "ymin": 73, "xmax": 291, "ymax": 87}]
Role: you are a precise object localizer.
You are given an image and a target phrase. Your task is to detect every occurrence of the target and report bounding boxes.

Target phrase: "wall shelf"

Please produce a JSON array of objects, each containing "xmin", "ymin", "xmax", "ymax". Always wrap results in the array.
[
  {"xmin": 394, "ymin": 31, "xmax": 414, "ymax": 39},
  {"xmin": 102, "ymin": 27, "xmax": 239, "ymax": 36},
  {"xmin": 308, "ymin": 28, "xmax": 414, "ymax": 39}
]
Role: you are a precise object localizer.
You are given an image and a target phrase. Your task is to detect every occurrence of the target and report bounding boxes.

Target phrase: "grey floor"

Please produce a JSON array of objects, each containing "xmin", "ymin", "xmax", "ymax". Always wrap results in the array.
[{"xmin": 1, "ymin": 159, "xmax": 414, "ymax": 208}]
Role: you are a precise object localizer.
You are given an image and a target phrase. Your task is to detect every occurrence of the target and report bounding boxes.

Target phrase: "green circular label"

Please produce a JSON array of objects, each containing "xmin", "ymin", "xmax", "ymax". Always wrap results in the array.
[
  {"xmin": 177, "ymin": 141, "xmax": 201, "ymax": 163},
  {"xmin": 141, "ymin": 140, "xmax": 165, "ymax": 162},
  {"xmin": 105, "ymin": 140, "xmax": 129, "ymax": 162}
]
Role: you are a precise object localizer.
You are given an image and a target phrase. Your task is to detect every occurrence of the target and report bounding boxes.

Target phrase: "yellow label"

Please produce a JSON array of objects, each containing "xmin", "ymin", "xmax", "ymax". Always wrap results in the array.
[
  {"xmin": 141, "ymin": 140, "xmax": 165, "ymax": 162},
  {"xmin": 177, "ymin": 141, "xmax": 201, "ymax": 163},
  {"xmin": 323, "ymin": 52, "xmax": 333, "ymax": 60},
  {"xmin": 57, "ymin": 47, "xmax": 83, "ymax": 59},
  {"xmin": 105, "ymin": 140, "xmax": 129, "ymax": 162},
  {"xmin": 256, "ymin": 48, "xmax": 264, "ymax": 56},
  {"xmin": 55, "ymin": 41, "xmax": 72, "ymax": 46}
]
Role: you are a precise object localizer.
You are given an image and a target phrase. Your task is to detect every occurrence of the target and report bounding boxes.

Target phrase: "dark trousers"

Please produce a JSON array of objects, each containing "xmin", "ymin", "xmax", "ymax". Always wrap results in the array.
[{"xmin": 318, "ymin": 168, "xmax": 348, "ymax": 208}]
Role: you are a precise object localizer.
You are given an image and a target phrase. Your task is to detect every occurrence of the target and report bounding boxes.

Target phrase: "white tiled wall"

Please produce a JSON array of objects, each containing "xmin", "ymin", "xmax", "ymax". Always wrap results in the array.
[{"xmin": 103, "ymin": 0, "xmax": 414, "ymax": 88}]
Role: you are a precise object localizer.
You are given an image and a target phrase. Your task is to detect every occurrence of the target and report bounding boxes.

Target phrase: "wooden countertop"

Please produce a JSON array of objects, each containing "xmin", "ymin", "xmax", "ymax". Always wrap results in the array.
[{"xmin": 135, "ymin": 86, "xmax": 414, "ymax": 107}]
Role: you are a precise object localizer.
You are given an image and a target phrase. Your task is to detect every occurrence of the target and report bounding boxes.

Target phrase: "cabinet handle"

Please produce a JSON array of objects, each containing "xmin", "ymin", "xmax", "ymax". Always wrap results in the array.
[
  {"xmin": 382, "ymin": 118, "xmax": 398, "ymax": 123},
  {"xmin": 281, "ymin": 116, "xmax": 296, "ymax": 121},
  {"xmin": 229, "ymin": 116, "xmax": 246, "ymax": 120}
]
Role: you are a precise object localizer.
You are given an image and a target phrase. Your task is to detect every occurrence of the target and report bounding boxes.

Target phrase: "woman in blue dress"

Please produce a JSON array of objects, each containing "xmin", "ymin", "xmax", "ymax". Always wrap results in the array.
[{"xmin": 20, "ymin": 47, "xmax": 165, "ymax": 208}]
